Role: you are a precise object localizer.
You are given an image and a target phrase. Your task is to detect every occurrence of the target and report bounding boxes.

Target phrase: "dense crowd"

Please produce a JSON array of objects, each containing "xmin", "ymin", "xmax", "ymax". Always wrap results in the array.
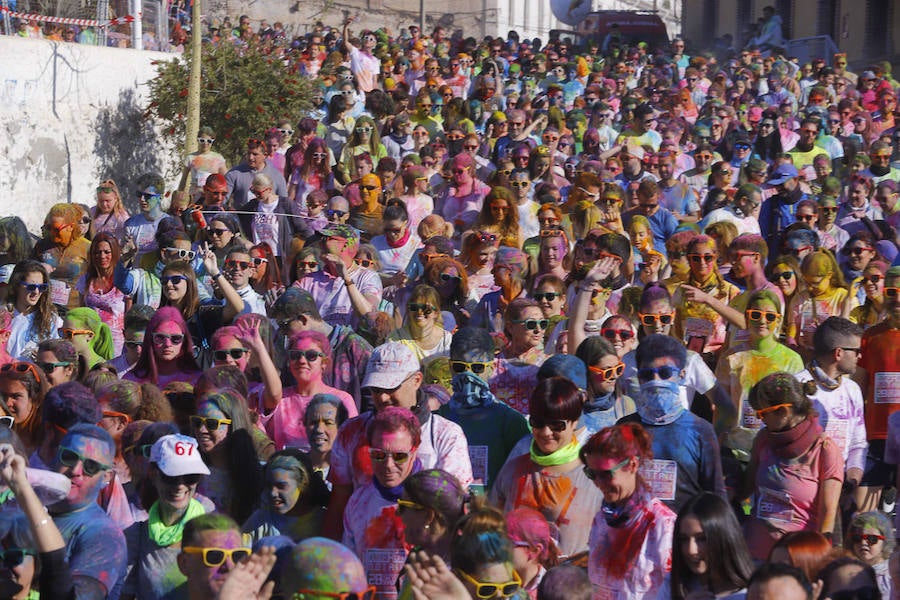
[{"xmin": 2, "ymin": 5, "xmax": 900, "ymax": 599}]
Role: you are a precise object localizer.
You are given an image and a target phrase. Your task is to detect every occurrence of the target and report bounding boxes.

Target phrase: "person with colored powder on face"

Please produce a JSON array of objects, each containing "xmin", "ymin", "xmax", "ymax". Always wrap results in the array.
[
  {"xmin": 786, "ymin": 250, "xmax": 850, "ymax": 360},
  {"xmin": 581, "ymin": 422, "xmax": 676, "ymax": 599},
  {"xmin": 32, "ymin": 202, "xmax": 91, "ymax": 311},
  {"xmin": 341, "ymin": 406, "xmax": 420, "ymax": 599},
  {"xmin": 49, "ymin": 424, "xmax": 128, "ymax": 598},
  {"xmin": 262, "ymin": 330, "xmax": 357, "ymax": 452},
  {"xmin": 491, "ymin": 377, "xmax": 604, "ymax": 557},
  {"xmin": 294, "ymin": 224, "xmax": 383, "ymax": 330},
  {"xmin": 279, "ymin": 537, "xmax": 374, "ymax": 600},
  {"xmin": 438, "ymin": 328, "xmax": 529, "ymax": 494},
  {"xmin": 241, "ymin": 449, "xmax": 329, "ymax": 545},
  {"xmin": 209, "ymin": 317, "xmax": 282, "ymax": 414},
  {"xmin": 717, "ymin": 291, "xmax": 804, "ymax": 455},
  {"xmin": 122, "ymin": 434, "xmax": 210, "ymax": 600},
  {"xmin": 324, "ymin": 342, "xmax": 472, "ymax": 540},
  {"xmin": 618, "ymin": 334, "xmax": 726, "ymax": 513},
  {"xmin": 123, "ymin": 174, "xmax": 168, "ymax": 264},
  {"xmin": 741, "ymin": 373, "xmax": 843, "ymax": 561},
  {"xmin": 177, "ymin": 512, "xmax": 251, "ymax": 600}
]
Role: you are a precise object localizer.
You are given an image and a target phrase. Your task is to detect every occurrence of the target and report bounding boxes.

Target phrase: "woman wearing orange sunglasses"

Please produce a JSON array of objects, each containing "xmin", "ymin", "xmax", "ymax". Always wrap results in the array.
[
  {"xmin": 716, "ymin": 290, "xmax": 803, "ymax": 451},
  {"xmin": 741, "ymin": 372, "xmax": 843, "ymax": 561}
]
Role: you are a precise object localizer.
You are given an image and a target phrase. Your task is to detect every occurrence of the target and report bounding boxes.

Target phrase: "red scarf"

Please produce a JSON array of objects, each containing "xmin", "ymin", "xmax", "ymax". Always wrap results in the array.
[
  {"xmin": 760, "ymin": 415, "xmax": 823, "ymax": 459},
  {"xmin": 386, "ymin": 227, "xmax": 411, "ymax": 249}
]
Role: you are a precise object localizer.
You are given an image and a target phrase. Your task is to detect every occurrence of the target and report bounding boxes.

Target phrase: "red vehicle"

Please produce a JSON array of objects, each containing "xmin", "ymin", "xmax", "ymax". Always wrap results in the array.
[{"xmin": 575, "ymin": 10, "xmax": 669, "ymax": 50}]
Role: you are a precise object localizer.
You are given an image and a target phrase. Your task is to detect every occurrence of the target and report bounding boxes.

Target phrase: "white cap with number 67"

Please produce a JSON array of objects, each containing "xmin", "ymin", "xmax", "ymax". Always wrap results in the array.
[{"xmin": 150, "ymin": 434, "xmax": 210, "ymax": 476}]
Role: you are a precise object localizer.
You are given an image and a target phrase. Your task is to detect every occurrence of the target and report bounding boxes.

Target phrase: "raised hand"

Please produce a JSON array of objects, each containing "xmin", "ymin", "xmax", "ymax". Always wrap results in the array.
[{"xmin": 216, "ymin": 545, "xmax": 276, "ymax": 600}]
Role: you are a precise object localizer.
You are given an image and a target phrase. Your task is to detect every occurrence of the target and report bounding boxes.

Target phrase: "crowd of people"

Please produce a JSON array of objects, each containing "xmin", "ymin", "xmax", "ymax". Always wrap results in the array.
[{"xmin": 2, "ymin": 6, "xmax": 900, "ymax": 599}]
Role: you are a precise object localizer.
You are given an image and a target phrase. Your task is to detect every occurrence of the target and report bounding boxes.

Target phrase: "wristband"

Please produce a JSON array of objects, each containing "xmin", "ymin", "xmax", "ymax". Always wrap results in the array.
[
  {"xmin": 344, "ymin": 278, "xmax": 354, "ymax": 286},
  {"xmin": 211, "ymin": 272, "xmax": 223, "ymax": 280}
]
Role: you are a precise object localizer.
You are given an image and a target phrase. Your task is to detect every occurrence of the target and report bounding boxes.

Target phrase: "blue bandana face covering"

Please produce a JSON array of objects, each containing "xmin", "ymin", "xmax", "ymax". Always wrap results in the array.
[
  {"xmin": 636, "ymin": 379, "xmax": 684, "ymax": 425},
  {"xmin": 449, "ymin": 371, "xmax": 495, "ymax": 411}
]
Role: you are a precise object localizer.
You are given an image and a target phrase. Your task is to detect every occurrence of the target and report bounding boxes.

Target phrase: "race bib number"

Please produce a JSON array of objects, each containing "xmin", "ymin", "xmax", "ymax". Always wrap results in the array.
[
  {"xmin": 874, "ymin": 373, "xmax": 900, "ymax": 404},
  {"xmin": 364, "ymin": 548, "xmax": 406, "ymax": 598},
  {"xmin": 685, "ymin": 317, "xmax": 713, "ymax": 352},
  {"xmin": 639, "ymin": 459, "xmax": 677, "ymax": 502},
  {"xmin": 469, "ymin": 445, "xmax": 488, "ymax": 488},
  {"xmin": 757, "ymin": 487, "xmax": 794, "ymax": 525},
  {"xmin": 49, "ymin": 279, "xmax": 70, "ymax": 306},
  {"xmin": 824, "ymin": 419, "xmax": 850, "ymax": 454},
  {"xmin": 742, "ymin": 400, "xmax": 762, "ymax": 429}
]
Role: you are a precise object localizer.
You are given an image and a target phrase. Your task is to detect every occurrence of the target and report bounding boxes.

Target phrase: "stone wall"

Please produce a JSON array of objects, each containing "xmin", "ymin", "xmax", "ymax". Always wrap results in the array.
[{"xmin": 0, "ymin": 36, "xmax": 173, "ymax": 232}]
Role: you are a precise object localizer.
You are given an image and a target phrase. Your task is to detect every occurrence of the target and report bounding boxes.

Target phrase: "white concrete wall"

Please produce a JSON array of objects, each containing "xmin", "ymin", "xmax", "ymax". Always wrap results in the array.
[{"xmin": 0, "ymin": 37, "xmax": 173, "ymax": 232}]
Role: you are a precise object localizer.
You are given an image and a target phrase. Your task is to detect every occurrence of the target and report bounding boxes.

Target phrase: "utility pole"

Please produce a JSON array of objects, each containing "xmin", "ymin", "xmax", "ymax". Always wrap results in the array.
[
  {"xmin": 181, "ymin": 0, "xmax": 202, "ymax": 192},
  {"xmin": 419, "ymin": 0, "xmax": 424, "ymax": 34}
]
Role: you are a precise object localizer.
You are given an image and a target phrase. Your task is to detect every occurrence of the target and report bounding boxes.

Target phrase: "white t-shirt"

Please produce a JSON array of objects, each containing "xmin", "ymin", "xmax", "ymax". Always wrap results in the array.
[{"xmin": 251, "ymin": 200, "xmax": 281, "ymax": 256}]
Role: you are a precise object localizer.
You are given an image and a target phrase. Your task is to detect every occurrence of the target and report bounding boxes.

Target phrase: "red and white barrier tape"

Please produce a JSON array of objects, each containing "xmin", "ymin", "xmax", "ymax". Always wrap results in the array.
[{"xmin": 0, "ymin": 6, "xmax": 141, "ymax": 27}]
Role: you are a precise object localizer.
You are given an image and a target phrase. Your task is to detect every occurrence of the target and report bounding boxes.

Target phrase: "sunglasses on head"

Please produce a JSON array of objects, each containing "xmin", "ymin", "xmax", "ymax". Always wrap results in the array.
[
  {"xmin": 450, "ymin": 360, "xmax": 491, "ymax": 374},
  {"xmin": 190, "ymin": 415, "xmax": 232, "ymax": 431},
  {"xmin": 182, "ymin": 546, "xmax": 251, "ymax": 568},
  {"xmin": 528, "ymin": 416, "xmax": 568, "ymax": 432},
  {"xmin": 512, "ymin": 318, "xmax": 549, "ymax": 331},
  {"xmin": 638, "ymin": 312, "xmax": 674, "ymax": 326},
  {"xmin": 589, "ymin": 361, "xmax": 625, "ymax": 381},
  {"xmin": 96, "ymin": 185, "xmax": 115, "ymax": 194},
  {"xmin": 58, "ymin": 446, "xmax": 111, "ymax": 477},
  {"xmin": 407, "ymin": 303, "xmax": 435, "ymax": 315},
  {"xmin": 636, "ymin": 365, "xmax": 679, "ymax": 381},
  {"xmin": 165, "ymin": 247, "xmax": 196, "ymax": 261},
  {"xmin": 213, "ymin": 348, "xmax": 249, "ymax": 361},
  {"xmin": 152, "ymin": 332, "xmax": 184, "ymax": 346},
  {"xmin": 601, "ymin": 328, "xmax": 634, "ymax": 340},
  {"xmin": 746, "ymin": 309, "xmax": 780, "ymax": 323},
  {"xmin": 288, "ymin": 349, "xmax": 325, "ymax": 362},
  {"xmin": 368, "ymin": 447, "xmax": 412, "ymax": 464},
  {"xmin": 0, "ymin": 361, "xmax": 42, "ymax": 383},
  {"xmin": 455, "ymin": 569, "xmax": 521, "ymax": 599}
]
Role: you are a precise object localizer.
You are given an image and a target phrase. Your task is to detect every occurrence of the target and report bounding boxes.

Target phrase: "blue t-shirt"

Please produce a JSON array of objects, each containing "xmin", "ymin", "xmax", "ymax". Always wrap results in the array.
[{"xmin": 54, "ymin": 503, "xmax": 128, "ymax": 599}]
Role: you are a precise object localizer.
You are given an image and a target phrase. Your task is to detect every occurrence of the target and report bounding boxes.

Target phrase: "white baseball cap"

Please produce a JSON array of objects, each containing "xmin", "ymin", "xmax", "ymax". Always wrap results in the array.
[
  {"xmin": 362, "ymin": 342, "xmax": 419, "ymax": 389},
  {"xmin": 150, "ymin": 434, "xmax": 210, "ymax": 477}
]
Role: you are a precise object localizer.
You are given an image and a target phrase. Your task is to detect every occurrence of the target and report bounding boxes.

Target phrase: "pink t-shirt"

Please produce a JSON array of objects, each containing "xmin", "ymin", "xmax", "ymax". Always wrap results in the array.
[
  {"xmin": 263, "ymin": 385, "xmax": 358, "ymax": 451},
  {"xmin": 745, "ymin": 432, "xmax": 844, "ymax": 560}
]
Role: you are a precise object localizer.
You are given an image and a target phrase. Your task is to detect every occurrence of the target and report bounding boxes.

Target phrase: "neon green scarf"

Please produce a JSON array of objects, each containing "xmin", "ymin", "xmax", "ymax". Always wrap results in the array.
[
  {"xmin": 530, "ymin": 439, "xmax": 581, "ymax": 467},
  {"xmin": 148, "ymin": 499, "xmax": 205, "ymax": 547}
]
